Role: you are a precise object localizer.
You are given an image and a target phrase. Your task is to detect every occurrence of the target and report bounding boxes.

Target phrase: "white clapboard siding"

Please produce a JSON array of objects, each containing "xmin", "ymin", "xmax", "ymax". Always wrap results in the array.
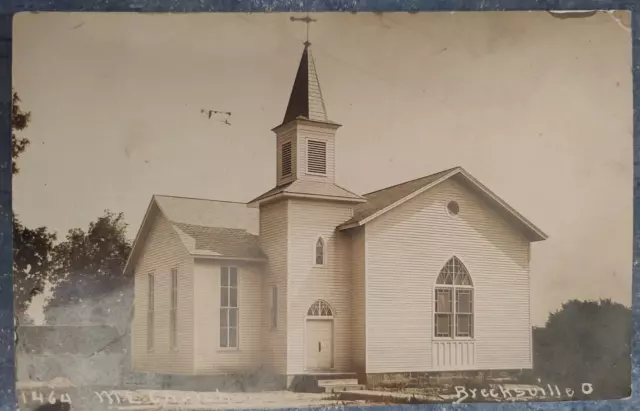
[
  {"xmin": 260, "ymin": 201, "xmax": 289, "ymax": 375},
  {"xmin": 193, "ymin": 261, "xmax": 262, "ymax": 374},
  {"xmin": 286, "ymin": 199, "xmax": 354, "ymax": 375},
  {"xmin": 295, "ymin": 124, "xmax": 336, "ymax": 183},
  {"xmin": 365, "ymin": 178, "xmax": 531, "ymax": 373},
  {"xmin": 277, "ymin": 126, "xmax": 298, "ymax": 186},
  {"xmin": 350, "ymin": 227, "xmax": 366, "ymax": 372},
  {"xmin": 132, "ymin": 209, "xmax": 195, "ymax": 374}
]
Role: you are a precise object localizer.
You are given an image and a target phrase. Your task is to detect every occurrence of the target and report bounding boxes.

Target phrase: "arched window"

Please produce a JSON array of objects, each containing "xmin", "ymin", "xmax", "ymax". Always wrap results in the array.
[
  {"xmin": 307, "ymin": 300, "xmax": 333, "ymax": 317},
  {"xmin": 434, "ymin": 257, "xmax": 473, "ymax": 338},
  {"xmin": 315, "ymin": 237, "xmax": 325, "ymax": 265}
]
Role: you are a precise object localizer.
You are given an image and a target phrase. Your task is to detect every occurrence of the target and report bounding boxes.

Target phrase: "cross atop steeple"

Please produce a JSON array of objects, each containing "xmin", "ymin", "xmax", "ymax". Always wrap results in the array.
[{"xmin": 290, "ymin": 13, "xmax": 317, "ymax": 47}]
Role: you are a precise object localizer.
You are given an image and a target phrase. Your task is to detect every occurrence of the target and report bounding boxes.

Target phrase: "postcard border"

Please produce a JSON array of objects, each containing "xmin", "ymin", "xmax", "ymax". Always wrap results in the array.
[{"xmin": 0, "ymin": 4, "xmax": 638, "ymax": 411}]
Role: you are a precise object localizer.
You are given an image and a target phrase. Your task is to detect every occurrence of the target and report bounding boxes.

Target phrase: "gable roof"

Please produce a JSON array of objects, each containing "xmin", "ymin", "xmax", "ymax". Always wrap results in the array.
[
  {"xmin": 337, "ymin": 166, "xmax": 548, "ymax": 242},
  {"xmin": 124, "ymin": 195, "xmax": 264, "ymax": 274},
  {"xmin": 248, "ymin": 179, "xmax": 365, "ymax": 207},
  {"xmin": 155, "ymin": 195, "xmax": 259, "ymax": 235},
  {"xmin": 173, "ymin": 223, "xmax": 265, "ymax": 260}
]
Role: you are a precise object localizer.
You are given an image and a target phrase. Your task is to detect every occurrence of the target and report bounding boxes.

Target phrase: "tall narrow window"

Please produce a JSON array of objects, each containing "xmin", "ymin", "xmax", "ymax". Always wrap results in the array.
[
  {"xmin": 147, "ymin": 272, "xmax": 155, "ymax": 351},
  {"xmin": 169, "ymin": 267, "xmax": 178, "ymax": 350},
  {"xmin": 315, "ymin": 237, "xmax": 325, "ymax": 265},
  {"xmin": 220, "ymin": 267, "xmax": 239, "ymax": 348},
  {"xmin": 307, "ymin": 139, "xmax": 327, "ymax": 175},
  {"xmin": 434, "ymin": 257, "xmax": 474, "ymax": 338},
  {"xmin": 270, "ymin": 286, "xmax": 278, "ymax": 330},
  {"xmin": 435, "ymin": 288, "xmax": 452, "ymax": 337},
  {"xmin": 281, "ymin": 141, "xmax": 292, "ymax": 177}
]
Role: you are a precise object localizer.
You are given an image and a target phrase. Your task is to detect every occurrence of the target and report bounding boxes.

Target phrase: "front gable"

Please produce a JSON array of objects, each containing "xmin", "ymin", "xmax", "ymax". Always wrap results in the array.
[
  {"xmin": 124, "ymin": 196, "xmax": 267, "ymax": 276},
  {"xmin": 363, "ymin": 176, "xmax": 535, "ymax": 374},
  {"xmin": 124, "ymin": 198, "xmax": 191, "ymax": 276},
  {"xmin": 366, "ymin": 176, "xmax": 533, "ymax": 250}
]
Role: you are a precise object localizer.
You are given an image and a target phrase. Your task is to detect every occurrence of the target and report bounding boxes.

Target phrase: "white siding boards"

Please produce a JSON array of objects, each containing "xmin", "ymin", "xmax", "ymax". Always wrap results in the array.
[
  {"xmin": 147, "ymin": 273, "xmax": 155, "ymax": 352},
  {"xmin": 270, "ymin": 286, "xmax": 279, "ymax": 330},
  {"xmin": 131, "ymin": 210, "xmax": 195, "ymax": 374},
  {"xmin": 350, "ymin": 227, "xmax": 366, "ymax": 373},
  {"xmin": 286, "ymin": 199, "xmax": 354, "ymax": 375},
  {"xmin": 364, "ymin": 178, "xmax": 531, "ymax": 373},
  {"xmin": 170, "ymin": 267, "xmax": 178, "ymax": 350},
  {"xmin": 260, "ymin": 201, "xmax": 289, "ymax": 375},
  {"xmin": 193, "ymin": 261, "xmax": 262, "ymax": 373}
]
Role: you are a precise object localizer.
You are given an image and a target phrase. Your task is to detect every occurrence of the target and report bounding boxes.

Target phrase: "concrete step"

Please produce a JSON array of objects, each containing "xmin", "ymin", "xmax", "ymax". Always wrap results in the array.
[
  {"xmin": 323, "ymin": 384, "xmax": 366, "ymax": 393},
  {"xmin": 318, "ymin": 378, "xmax": 359, "ymax": 387},
  {"xmin": 309, "ymin": 372, "xmax": 357, "ymax": 380}
]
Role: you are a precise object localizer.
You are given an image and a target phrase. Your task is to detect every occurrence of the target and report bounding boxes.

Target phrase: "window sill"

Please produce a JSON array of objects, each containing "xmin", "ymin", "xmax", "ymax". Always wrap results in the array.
[
  {"xmin": 433, "ymin": 337, "xmax": 475, "ymax": 342},
  {"xmin": 218, "ymin": 347, "xmax": 240, "ymax": 353}
]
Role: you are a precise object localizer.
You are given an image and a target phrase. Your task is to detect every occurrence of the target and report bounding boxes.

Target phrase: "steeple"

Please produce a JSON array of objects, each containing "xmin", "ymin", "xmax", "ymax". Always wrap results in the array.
[
  {"xmin": 247, "ymin": 18, "xmax": 365, "ymax": 207},
  {"xmin": 281, "ymin": 44, "xmax": 330, "ymax": 125}
]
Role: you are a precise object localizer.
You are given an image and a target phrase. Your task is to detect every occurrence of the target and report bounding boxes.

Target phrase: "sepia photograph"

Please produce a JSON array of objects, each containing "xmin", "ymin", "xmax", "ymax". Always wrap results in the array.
[{"xmin": 11, "ymin": 10, "xmax": 633, "ymax": 409}]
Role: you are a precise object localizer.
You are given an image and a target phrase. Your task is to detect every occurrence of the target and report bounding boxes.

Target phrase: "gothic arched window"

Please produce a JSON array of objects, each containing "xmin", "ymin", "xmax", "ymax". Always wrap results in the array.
[
  {"xmin": 434, "ymin": 256, "xmax": 474, "ymax": 338},
  {"xmin": 315, "ymin": 237, "xmax": 325, "ymax": 265}
]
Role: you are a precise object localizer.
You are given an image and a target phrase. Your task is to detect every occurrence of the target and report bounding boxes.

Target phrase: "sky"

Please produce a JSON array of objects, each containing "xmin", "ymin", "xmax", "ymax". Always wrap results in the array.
[{"xmin": 12, "ymin": 11, "xmax": 633, "ymax": 326}]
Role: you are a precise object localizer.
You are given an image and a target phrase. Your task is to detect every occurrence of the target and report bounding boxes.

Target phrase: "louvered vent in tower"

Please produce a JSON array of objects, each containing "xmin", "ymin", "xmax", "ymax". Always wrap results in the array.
[
  {"xmin": 281, "ymin": 141, "xmax": 292, "ymax": 177},
  {"xmin": 307, "ymin": 139, "xmax": 327, "ymax": 175}
]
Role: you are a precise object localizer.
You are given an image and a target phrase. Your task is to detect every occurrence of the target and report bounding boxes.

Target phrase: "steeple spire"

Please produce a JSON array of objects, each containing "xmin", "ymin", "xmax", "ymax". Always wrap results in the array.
[{"xmin": 282, "ymin": 14, "xmax": 330, "ymax": 125}]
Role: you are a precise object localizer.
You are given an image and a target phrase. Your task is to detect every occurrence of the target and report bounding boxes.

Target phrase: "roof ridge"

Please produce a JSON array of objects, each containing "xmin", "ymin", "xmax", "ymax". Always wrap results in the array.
[
  {"xmin": 363, "ymin": 166, "xmax": 460, "ymax": 196},
  {"xmin": 153, "ymin": 194, "xmax": 247, "ymax": 205},
  {"xmin": 172, "ymin": 222, "xmax": 259, "ymax": 238},
  {"xmin": 173, "ymin": 222, "xmax": 254, "ymax": 231}
]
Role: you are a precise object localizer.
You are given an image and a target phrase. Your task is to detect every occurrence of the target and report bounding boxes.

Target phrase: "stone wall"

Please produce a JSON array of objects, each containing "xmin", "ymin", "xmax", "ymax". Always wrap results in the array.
[{"xmin": 365, "ymin": 369, "xmax": 534, "ymax": 389}]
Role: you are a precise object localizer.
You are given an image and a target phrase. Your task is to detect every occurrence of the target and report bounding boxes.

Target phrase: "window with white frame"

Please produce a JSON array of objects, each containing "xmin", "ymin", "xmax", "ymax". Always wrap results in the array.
[
  {"xmin": 270, "ymin": 286, "xmax": 278, "ymax": 330},
  {"xmin": 307, "ymin": 299, "xmax": 333, "ymax": 317},
  {"xmin": 315, "ymin": 237, "xmax": 325, "ymax": 265},
  {"xmin": 147, "ymin": 272, "xmax": 155, "ymax": 351},
  {"xmin": 307, "ymin": 139, "xmax": 327, "ymax": 175},
  {"xmin": 169, "ymin": 267, "xmax": 178, "ymax": 350},
  {"xmin": 434, "ymin": 256, "xmax": 474, "ymax": 338},
  {"xmin": 220, "ymin": 266, "xmax": 238, "ymax": 348},
  {"xmin": 281, "ymin": 141, "xmax": 292, "ymax": 177}
]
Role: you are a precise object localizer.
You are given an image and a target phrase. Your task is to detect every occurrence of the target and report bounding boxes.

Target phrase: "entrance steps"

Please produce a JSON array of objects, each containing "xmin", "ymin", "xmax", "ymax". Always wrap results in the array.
[
  {"xmin": 318, "ymin": 378, "xmax": 365, "ymax": 393},
  {"xmin": 289, "ymin": 372, "xmax": 364, "ymax": 393}
]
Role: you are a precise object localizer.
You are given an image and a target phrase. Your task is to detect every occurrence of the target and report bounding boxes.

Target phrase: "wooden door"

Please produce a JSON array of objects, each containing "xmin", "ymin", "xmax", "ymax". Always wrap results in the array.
[{"xmin": 305, "ymin": 319, "xmax": 333, "ymax": 370}]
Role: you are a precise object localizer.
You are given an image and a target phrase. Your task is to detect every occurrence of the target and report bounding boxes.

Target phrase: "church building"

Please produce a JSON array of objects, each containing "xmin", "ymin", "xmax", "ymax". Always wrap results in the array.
[{"xmin": 126, "ymin": 42, "xmax": 548, "ymax": 389}]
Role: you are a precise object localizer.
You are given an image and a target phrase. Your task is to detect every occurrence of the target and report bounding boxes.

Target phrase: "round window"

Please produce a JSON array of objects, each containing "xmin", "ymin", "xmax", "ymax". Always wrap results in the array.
[{"xmin": 447, "ymin": 201, "xmax": 460, "ymax": 216}]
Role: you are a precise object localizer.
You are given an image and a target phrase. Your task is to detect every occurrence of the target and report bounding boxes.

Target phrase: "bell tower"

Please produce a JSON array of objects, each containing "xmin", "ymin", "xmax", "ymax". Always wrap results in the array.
[
  {"xmin": 249, "ymin": 15, "xmax": 365, "ymax": 384},
  {"xmin": 273, "ymin": 43, "xmax": 342, "ymax": 188},
  {"xmin": 249, "ymin": 22, "xmax": 364, "ymax": 207}
]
